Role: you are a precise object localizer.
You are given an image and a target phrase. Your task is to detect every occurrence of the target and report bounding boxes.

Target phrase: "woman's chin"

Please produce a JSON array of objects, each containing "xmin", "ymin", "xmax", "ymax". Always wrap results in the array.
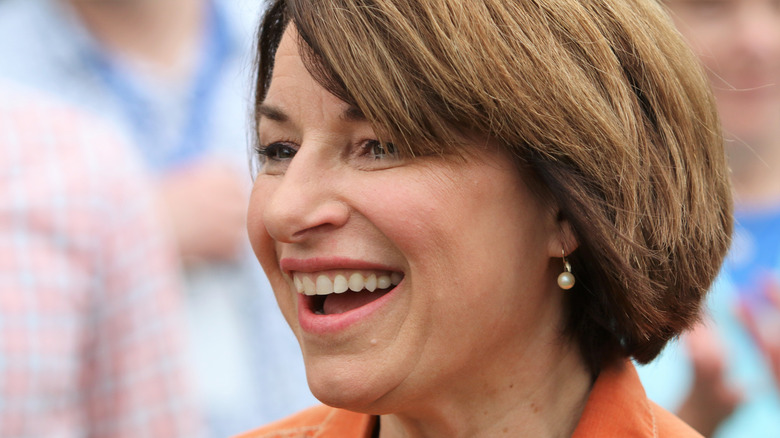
[{"xmin": 306, "ymin": 368, "xmax": 395, "ymax": 413}]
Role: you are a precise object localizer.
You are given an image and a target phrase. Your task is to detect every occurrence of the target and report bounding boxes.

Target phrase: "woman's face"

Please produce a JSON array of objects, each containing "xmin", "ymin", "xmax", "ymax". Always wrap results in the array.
[
  {"xmin": 247, "ymin": 27, "xmax": 567, "ymax": 413},
  {"xmin": 664, "ymin": 0, "xmax": 780, "ymax": 146}
]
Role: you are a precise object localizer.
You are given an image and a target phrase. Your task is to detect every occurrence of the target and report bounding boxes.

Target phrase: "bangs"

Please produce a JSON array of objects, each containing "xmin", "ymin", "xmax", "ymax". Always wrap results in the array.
[{"xmin": 258, "ymin": 0, "xmax": 492, "ymax": 158}]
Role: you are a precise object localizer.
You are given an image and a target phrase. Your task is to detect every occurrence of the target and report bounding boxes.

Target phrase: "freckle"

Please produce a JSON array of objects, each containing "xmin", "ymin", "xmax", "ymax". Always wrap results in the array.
[
  {"xmin": 503, "ymin": 428, "xmax": 509, "ymax": 434},
  {"xmin": 508, "ymin": 384, "xmax": 514, "ymax": 389},
  {"xmin": 531, "ymin": 403, "xmax": 540, "ymax": 413}
]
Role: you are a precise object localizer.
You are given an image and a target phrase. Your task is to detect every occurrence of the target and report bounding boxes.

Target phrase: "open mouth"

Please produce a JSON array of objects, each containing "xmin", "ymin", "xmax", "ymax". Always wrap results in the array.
[{"xmin": 293, "ymin": 271, "xmax": 403, "ymax": 315}]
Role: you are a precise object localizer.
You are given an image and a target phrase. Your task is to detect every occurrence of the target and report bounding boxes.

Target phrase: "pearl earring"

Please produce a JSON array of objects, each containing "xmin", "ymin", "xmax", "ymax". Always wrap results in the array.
[{"xmin": 557, "ymin": 249, "xmax": 575, "ymax": 290}]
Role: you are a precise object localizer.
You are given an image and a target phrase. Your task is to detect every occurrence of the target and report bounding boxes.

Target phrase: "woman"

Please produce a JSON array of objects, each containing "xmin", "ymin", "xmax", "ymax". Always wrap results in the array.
[{"xmin": 243, "ymin": 0, "xmax": 733, "ymax": 436}]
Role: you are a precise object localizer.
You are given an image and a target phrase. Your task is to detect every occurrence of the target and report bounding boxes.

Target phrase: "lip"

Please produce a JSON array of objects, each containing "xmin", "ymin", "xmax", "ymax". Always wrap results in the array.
[
  {"xmin": 282, "ymin": 257, "xmax": 404, "ymax": 335},
  {"xmin": 297, "ymin": 284, "xmax": 400, "ymax": 334}
]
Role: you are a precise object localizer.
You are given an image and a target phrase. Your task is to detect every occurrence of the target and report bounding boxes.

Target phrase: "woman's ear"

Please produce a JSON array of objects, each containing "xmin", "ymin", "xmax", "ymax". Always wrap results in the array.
[{"xmin": 548, "ymin": 211, "xmax": 578, "ymax": 258}]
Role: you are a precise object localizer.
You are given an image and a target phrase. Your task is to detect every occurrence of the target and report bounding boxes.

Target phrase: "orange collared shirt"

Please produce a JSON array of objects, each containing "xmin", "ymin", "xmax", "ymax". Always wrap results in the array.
[{"xmin": 237, "ymin": 361, "xmax": 701, "ymax": 438}]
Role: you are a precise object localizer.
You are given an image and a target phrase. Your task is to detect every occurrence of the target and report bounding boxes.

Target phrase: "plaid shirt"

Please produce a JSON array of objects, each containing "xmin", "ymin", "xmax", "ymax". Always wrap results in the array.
[
  {"xmin": 0, "ymin": 3, "xmax": 318, "ymax": 434},
  {"xmin": 0, "ymin": 82, "xmax": 204, "ymax": 437}
]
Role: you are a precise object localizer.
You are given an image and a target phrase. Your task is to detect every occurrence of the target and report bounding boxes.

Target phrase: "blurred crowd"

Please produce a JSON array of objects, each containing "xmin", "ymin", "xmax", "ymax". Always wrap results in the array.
[
  {"xmin": 638, "ymin": 1, "xmax": 780, "ymax": 437},
  {"xmin": 0, "ymin": 0, "xmax": 314, "ymax": 437},
  {"xmin": 0, "ymin": 0, "xmax": 777, "ymax": 437}
]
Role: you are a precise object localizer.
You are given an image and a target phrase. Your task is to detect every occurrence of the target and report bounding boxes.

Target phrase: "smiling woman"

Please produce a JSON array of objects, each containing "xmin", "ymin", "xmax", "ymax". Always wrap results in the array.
[{"xmin": 241, "ymin": 0, "xmax": 733, "ymax": 437}]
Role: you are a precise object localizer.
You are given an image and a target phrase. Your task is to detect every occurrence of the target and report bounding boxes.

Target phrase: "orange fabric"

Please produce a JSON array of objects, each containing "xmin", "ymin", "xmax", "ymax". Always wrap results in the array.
[
  {"xmin": 234, "ymin": 406, "xmax": 375, "ymax": 438},
  {"xmin": 236, "ymin": 362, "xmax": 701, "ymax": 438},
  {"xmin": 572, "ymin": 361, "xmax": 702, "ymax": 437}
]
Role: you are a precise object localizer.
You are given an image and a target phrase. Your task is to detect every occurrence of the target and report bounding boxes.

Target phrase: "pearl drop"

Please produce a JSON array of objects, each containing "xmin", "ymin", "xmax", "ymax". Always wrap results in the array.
[{"xmin": 557, "ymin": 272, "xmax": 575, "ymax": 290}]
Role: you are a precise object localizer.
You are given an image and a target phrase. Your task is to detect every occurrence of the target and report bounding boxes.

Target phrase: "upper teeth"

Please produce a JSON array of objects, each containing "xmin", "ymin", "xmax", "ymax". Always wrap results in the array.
[{"xmin": 293, "ymin": 271, "xmax": 403, "ymax": 296}]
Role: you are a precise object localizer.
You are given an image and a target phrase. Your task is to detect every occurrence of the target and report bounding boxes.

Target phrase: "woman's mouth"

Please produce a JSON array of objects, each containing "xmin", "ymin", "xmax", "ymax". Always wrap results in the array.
[{"xmin": 292, "ymin": 271, "xmax": 403, "ymax": 315}]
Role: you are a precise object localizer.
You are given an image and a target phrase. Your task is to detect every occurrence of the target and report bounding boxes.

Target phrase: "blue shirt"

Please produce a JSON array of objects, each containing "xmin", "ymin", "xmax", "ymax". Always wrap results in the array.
[
  {"xmin": 637, "ymin": 208, "xmax": 780, "ymax": 438},
  {"xmin": 729, "ymin": 207, "xmax": 780, "ymax": 307}
]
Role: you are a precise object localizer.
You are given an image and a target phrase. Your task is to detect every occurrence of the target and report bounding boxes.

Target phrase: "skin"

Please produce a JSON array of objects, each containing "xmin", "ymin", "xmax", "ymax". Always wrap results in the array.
[
  {"xmin": 739, "ymin": 278, "xmax": 780, "ymax": 388},
  {"xmin": 247, "ymin": 27, "xmax": 591, "ymax": 438},
  {"xmin": 65, "ymin": 0, "xmax": 205, "ymax": 77},
  {"xmin": 677, "ymin": 324, "xmax": 742, "ymax": 437},
  {"xmin": 157, "ymin": 162, "xmax": 249, "ymax": 263}
]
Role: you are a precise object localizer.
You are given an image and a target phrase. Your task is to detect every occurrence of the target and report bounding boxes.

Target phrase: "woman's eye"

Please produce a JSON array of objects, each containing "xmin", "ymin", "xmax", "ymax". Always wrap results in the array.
[
  {"xmin": 256, "ymin": 142, "xmax": 297, "ymax": 161},
  {"xmin": 366, "ymin": 140, "xmax": 398, "ymax": 160}
]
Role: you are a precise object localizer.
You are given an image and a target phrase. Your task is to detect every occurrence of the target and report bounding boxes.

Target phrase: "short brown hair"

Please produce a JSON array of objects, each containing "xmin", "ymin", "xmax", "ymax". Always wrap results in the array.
[{"xmin": 254, "ymin": 0, "xmax": 733, "ymax": 373}]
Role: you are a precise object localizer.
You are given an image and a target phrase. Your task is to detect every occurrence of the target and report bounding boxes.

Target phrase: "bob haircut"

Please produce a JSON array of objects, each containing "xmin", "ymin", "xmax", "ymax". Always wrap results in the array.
[{"xmin": 253, "ymin": 0, "xmax": 733, "ymax": 374}]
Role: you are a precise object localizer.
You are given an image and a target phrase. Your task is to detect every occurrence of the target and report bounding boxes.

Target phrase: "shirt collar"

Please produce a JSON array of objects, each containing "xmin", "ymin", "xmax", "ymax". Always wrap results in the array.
[{"xmin": 572, "ymin": 361, "xmax": 657, "ymax": 438}]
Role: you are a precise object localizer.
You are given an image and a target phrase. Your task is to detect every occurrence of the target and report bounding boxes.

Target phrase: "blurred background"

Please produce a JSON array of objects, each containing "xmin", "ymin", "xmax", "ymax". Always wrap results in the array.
[
  {"xmin": 0, "ymin": 0, "xmax": 316, "ymax": 437},
  {"xmin": 638, "ymin": 1, "xmax": 780, "ymax": 437},
  {"xmin": 1, "ymin": 0, "xmax": 779, "ymax": 438}
]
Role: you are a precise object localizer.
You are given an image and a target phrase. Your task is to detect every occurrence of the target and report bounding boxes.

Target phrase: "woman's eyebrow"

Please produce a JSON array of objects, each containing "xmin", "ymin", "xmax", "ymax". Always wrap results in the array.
[
  {"xmin": 257, "ymin": 104, "xmax": 288, "ymax": 122},
  {"xmin": 340, "ymin": 106, "xmax": 367, "ymax": 122},
  {"xmin": 258, "ymin": 104, "xmax": 365, "ymax": 123}
]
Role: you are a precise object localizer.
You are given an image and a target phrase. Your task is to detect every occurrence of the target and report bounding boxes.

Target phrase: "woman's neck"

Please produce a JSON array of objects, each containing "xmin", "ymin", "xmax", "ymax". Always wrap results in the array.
[
  {"xmin": 66, "ymin": 0, "xmax": 207, "ymax": 78},
  {"xmin": 377, "ymin": 333, "xmax": 592, "ymax": 438}
]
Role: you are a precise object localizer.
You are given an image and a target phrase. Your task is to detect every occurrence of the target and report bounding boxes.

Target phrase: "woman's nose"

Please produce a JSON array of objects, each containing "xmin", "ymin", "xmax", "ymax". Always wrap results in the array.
[{"xmin": 261, "ymin": 145, "xmax": 350, "ymax": 243}]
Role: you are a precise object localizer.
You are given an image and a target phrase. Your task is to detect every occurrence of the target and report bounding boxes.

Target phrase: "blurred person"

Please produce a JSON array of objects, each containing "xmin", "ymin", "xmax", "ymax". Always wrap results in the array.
[
  {"xmin": 638, "ymin": 0, "xmax": 780, "ymax": 436},
  {"xmin": 0, "ymin": 0, "xmax": 316, "ymax": 436},
  {"xmin": 0, "ymin": 80, "xmax": 203, "ymax": 437},
  {"xmin": 240, "ymin": 0, "xmax": 732, "ymax": 436}
]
